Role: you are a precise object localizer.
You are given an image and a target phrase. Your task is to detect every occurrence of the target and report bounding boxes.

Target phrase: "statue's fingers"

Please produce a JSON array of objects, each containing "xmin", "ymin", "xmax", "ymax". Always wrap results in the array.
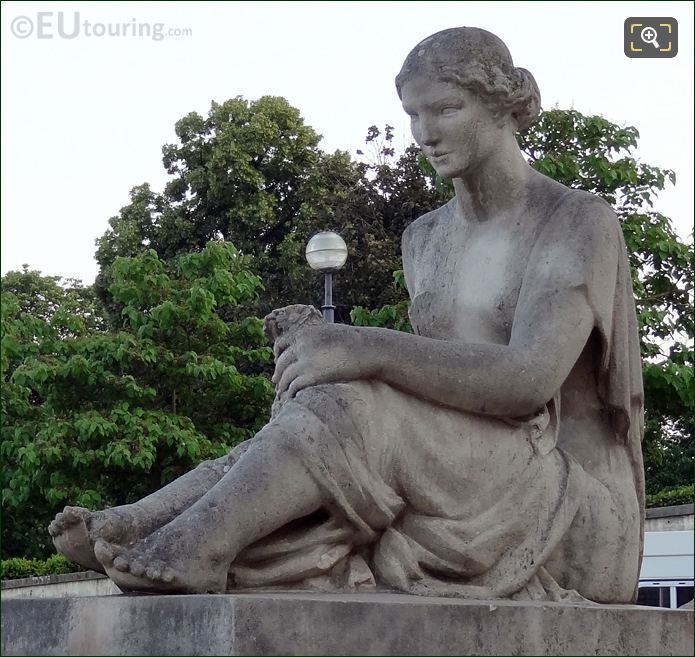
[
  {"xmin": 271, "ymin": 349, "xmax": 297, "ymax": 385},
  {"xmin": 276, "ymin": 362, "xmax": 301, "ymax": 397},
  {"xmin": 274, "ymin": 334, "xmax": 292, "ymax": 360},
  {"xmin": 287, "ymin": 375, "xmax": 313, "ymax": 400},
  {"xmin": 275, "ymin": 367, "xmax": 293, "ymax": 397}
]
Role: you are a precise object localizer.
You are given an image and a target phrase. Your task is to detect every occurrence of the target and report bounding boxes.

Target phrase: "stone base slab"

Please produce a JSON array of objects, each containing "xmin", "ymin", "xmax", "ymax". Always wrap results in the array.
[{"xmin": 2, "ymin": 592, "xmax": 693, "ymax": 656}]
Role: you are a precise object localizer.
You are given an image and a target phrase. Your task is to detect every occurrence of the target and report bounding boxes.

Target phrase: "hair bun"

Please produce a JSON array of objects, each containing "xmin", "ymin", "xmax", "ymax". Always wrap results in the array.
[{"xmin": 511, "ymin": 68, "xmax": 541, "ymax": 131}]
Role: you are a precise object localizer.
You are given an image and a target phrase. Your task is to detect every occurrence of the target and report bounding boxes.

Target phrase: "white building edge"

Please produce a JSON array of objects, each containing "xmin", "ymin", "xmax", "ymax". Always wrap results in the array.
[{"xmin": 638, "ymin": 503, "xmax": 694, "ymax": 609}]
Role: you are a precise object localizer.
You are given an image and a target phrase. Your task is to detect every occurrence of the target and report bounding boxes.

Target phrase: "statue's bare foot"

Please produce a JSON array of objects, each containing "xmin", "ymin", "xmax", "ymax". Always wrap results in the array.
[
  {"xmin": 48, "ymin": 505, "xmax": 148, "ymax": 574},
  {"xmin": 94, "ymin": 531, "xmax": 229, "ymax": 594}
]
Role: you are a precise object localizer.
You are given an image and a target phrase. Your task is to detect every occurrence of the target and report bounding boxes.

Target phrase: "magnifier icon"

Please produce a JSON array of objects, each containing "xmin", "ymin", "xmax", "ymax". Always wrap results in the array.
[{"xmin": 640, "ymin": 26, "xmax": 660, "ymax": 49}]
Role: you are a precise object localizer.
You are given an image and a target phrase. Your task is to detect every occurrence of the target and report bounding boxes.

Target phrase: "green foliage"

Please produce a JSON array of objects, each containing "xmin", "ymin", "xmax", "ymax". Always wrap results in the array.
[
  {"xmin": 350, "ymin": 301, "xmax": 412, "ymax": 333},
  {"xmin": 351, "ymin": 270, "xmax": 413, "ymax": 332},
  {"xmin": 645, "ymin": 484, "xmax": 694, "ymax": 509},
  {"xmin": 95, "ymin": 96, "xmax": 336, "ymax": 317},
  {"xmin": 95, "ymin": 112, "xmax": 449, "ymax": 324},
  {"xmin": 1, "ymin": 243, "xmax": 273, "ymax": 558},
  {"xmin": 1, "ymin": 554, "xmax": 80, "ymax": 580}
]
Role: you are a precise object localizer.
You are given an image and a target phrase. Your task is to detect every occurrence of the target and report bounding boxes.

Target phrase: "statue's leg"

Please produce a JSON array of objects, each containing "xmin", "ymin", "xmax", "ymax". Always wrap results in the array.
[
  {"xmin": 49, "ymin": 443, "xmax": 251, "ymax": 572},
  {"xmin": 95, "ymin": 424, "xmax": 323, "ymax": 593},
  {"xmin": 542, "ymin": 476, "xmax": 640, "ymax": 603}
]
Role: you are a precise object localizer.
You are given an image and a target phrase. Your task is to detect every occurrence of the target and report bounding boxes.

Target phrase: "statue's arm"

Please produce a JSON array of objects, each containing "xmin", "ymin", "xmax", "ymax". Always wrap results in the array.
[
  {"xmin": 274, "ymin": 196, "xmax": 620, "ymax": 418},
  {"xmin": 360, "ymin": 289, "xmax": 595, "ymax": 416},
  {"xmin": 369, "ymin": 195, "xmax": 620, "ymax": 416}
]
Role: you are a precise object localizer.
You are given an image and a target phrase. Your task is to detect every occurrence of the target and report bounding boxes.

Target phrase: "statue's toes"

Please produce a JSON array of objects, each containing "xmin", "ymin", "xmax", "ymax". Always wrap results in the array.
[
  {"xmin": 145, "ymin": 564, "xmax": 162, "ymax": 581},
  {"xmin": 130, "ymin": 560, "xmax": 146, "ymax": 577},
  {"xmin": 49, "ymin": 511, "xmax": 72, "ymax": 534},
  {"xmin": 145, "ymin": 562, "xmax": 175, "ymax": 584},
  {"xmin": 50, "ymin": 507, "xmax": 90, "ymax": 535},
  {"xmin": 113, "ymin": 556, "xmax": 130, "ymax": 572},
  {"xmin": 48, "ymin": 516, "xmax": 63, "ymax": 537}
]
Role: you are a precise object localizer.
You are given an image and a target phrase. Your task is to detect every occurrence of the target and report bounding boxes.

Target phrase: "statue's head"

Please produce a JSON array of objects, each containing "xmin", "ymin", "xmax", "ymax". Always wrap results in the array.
[{"xmin": 395, "ymin": 27, "xmax": 540, "ymax": 132}]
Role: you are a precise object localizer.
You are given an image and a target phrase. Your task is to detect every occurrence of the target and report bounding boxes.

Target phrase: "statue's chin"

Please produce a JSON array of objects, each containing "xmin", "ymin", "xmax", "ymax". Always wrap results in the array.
[{"xmin": 429, "ymin": 158, "xmax": 463, "ymax": 180}]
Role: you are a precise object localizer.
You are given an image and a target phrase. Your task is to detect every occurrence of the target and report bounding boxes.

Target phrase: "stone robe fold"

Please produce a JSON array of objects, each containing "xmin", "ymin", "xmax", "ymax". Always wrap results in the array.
[{"xmin": 227, "ymin": 190, "xmax": 644, "ymax": 602}]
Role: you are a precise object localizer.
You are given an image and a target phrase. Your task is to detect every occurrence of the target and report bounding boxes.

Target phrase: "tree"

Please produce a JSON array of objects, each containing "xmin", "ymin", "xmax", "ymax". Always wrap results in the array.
[
  {"xmin": 95, "ymin": 96, "xmax": 343, "ymax": 318},
  {"xmin": 95, "ymin": 102, "xmax": 448, "ymax": 325},
  {"xmin": 1, "ymin": 243, "xmax": 273, "ymax": 558}
]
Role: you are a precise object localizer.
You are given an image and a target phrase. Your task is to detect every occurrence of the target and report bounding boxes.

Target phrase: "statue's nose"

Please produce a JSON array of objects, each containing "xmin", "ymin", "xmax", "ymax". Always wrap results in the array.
[{"xmin": 418, "ymin": 118, "xmax": 440, "ymax": 147}]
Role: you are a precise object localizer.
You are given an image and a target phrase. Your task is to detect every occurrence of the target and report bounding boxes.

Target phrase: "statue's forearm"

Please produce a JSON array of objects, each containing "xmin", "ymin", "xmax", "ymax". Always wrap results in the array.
[
  {"xmin": 356, "ymin": 327, "xmax": 554, "ymax": 417},
  {"xmin": 354, "ymin": 284, "xmax": 596, "ymax": 418}
]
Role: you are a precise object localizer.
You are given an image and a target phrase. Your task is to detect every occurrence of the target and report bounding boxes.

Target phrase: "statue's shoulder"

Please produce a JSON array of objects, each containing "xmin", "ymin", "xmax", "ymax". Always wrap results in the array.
[
  {"xmin": 559, "ymin": 188, "xmax": 619, "ymax": 222},
  {"xmin": 401, "ymin": 201, "xmax": 454, "ymax": 292},
  {"xmin": 539, "ymin": 184, "xmax": 622, "ymax": 251},
  {"xmin": 528, "ymin": 186, "xmax": 625, "ymax": 289}
]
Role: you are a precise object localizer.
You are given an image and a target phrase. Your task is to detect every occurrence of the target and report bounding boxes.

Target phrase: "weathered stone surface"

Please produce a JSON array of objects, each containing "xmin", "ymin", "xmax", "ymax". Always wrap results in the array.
[
  {"xmin": 49, "ymin": 26, "xmax": 646, "ymax": 603},
  {"xmin": 2, "ymin": 593, "xmax": 692, "ymax": 656}
]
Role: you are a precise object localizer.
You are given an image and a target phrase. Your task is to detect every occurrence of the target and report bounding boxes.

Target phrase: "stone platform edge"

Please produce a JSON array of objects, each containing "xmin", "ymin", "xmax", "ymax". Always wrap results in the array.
[
  {"xmin": 2, "ymin": 591, "xmax": 693, "ymax": 656},
  {"xmin": 1, "ymin": 570, "xmax": 106, "ymax": 590}
]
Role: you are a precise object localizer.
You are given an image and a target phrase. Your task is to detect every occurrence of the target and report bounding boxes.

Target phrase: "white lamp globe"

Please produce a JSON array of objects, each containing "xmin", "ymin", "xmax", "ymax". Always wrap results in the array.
[{"xmin": 305, "ymin": 231, "xmax": 348, "ymax": 272}]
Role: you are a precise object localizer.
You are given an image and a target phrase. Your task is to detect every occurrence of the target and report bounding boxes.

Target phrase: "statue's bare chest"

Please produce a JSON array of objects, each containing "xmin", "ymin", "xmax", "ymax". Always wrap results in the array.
[{"xmin": 408, "ymin": 213, "xmax": 532, "ymax": 344}]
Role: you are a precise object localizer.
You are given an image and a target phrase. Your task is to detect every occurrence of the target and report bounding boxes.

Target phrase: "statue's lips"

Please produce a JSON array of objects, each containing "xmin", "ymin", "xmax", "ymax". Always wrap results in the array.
[{"xmin": 430, "ymin": 152, "xmax": 450, "ymax": 160}]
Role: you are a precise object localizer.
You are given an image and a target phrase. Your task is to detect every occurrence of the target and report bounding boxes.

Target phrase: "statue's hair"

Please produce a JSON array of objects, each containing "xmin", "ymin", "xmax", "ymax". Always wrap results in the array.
[{"xmin": 395, "ymin": 27, "xmax": 541, "ymax": 132}]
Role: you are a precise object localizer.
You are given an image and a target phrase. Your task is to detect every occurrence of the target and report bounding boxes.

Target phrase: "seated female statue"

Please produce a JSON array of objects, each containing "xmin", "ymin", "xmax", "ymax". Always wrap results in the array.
[{"xmin": 49, "ymin": 26, "xmax": 645, "ymax": 603}]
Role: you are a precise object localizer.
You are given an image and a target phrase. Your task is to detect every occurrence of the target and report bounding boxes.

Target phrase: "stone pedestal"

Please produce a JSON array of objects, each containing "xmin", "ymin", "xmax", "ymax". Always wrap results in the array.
[{"xmin": 2, "ymin": 592, "xmax": 692, "ymax": 656}]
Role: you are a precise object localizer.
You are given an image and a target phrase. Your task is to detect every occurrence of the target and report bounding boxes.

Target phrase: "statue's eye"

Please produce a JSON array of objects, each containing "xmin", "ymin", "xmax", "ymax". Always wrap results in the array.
[{"xmin": 441, "ymin": 106, "xmax": 460, "ymax": 116}]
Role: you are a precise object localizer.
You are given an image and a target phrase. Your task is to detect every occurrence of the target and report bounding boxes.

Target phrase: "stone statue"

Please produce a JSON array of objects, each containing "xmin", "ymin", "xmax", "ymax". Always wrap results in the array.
[{"xmin": 49, "ymin": 26, "xmax": 645, "ymax": 603}]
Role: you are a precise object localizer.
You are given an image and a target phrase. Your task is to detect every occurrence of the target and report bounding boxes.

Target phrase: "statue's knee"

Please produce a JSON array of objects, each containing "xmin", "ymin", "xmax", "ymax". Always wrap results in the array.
[
  {"xmin": 253, "ymin": 423, "xmax": 311, "ymax": 460},
  {"xmin": 197, "ymin": 453, "xmax": 236, "ymax": 477}
]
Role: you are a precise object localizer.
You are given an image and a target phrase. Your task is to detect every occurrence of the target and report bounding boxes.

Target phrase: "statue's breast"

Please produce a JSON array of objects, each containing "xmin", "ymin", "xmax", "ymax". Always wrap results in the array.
[{"xmin": 409, "ymin": 220, "xmax": 525, "ymax": 344}]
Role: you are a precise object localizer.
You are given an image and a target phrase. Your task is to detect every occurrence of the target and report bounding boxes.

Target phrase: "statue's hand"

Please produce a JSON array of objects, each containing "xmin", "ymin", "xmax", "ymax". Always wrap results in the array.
[
  {"xmin": 264, "ymin": 305, "xmax": 325, "ymax": 416},
  {"xmin": 272, "ymin": 323, "xmax": 375, "ymax": 401}
]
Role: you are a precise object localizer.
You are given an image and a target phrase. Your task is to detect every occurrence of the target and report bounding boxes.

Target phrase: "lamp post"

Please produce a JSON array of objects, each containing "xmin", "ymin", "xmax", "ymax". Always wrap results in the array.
[{"xmin": 305, "ymin": 231, "xmax": 348, "ymax": 323}]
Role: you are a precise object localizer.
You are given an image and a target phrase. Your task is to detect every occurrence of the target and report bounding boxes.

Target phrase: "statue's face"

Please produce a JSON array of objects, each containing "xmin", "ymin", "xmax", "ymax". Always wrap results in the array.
[{"xmin": 400, "ymin": 74, "xmax": 503, "ymax": 179}]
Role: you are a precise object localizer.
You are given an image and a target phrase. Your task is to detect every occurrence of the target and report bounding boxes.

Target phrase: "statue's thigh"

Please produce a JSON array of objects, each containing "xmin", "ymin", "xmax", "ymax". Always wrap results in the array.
[{"xmin": 393, "ymin": 409, "xmax": 537, "ymax": 516}]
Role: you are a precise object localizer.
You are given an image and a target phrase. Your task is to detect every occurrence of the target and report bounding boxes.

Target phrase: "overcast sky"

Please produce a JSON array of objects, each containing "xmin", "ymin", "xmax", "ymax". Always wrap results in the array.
[{"xmin": 2, "ymin": 1, "xmax": 693, "ymax": 284}]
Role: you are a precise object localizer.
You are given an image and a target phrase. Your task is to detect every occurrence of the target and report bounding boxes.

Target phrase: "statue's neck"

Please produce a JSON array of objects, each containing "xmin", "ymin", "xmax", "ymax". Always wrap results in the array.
[{"xmin": 453, "ymin": 144, "xmax": 532, "ymax": 225}]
